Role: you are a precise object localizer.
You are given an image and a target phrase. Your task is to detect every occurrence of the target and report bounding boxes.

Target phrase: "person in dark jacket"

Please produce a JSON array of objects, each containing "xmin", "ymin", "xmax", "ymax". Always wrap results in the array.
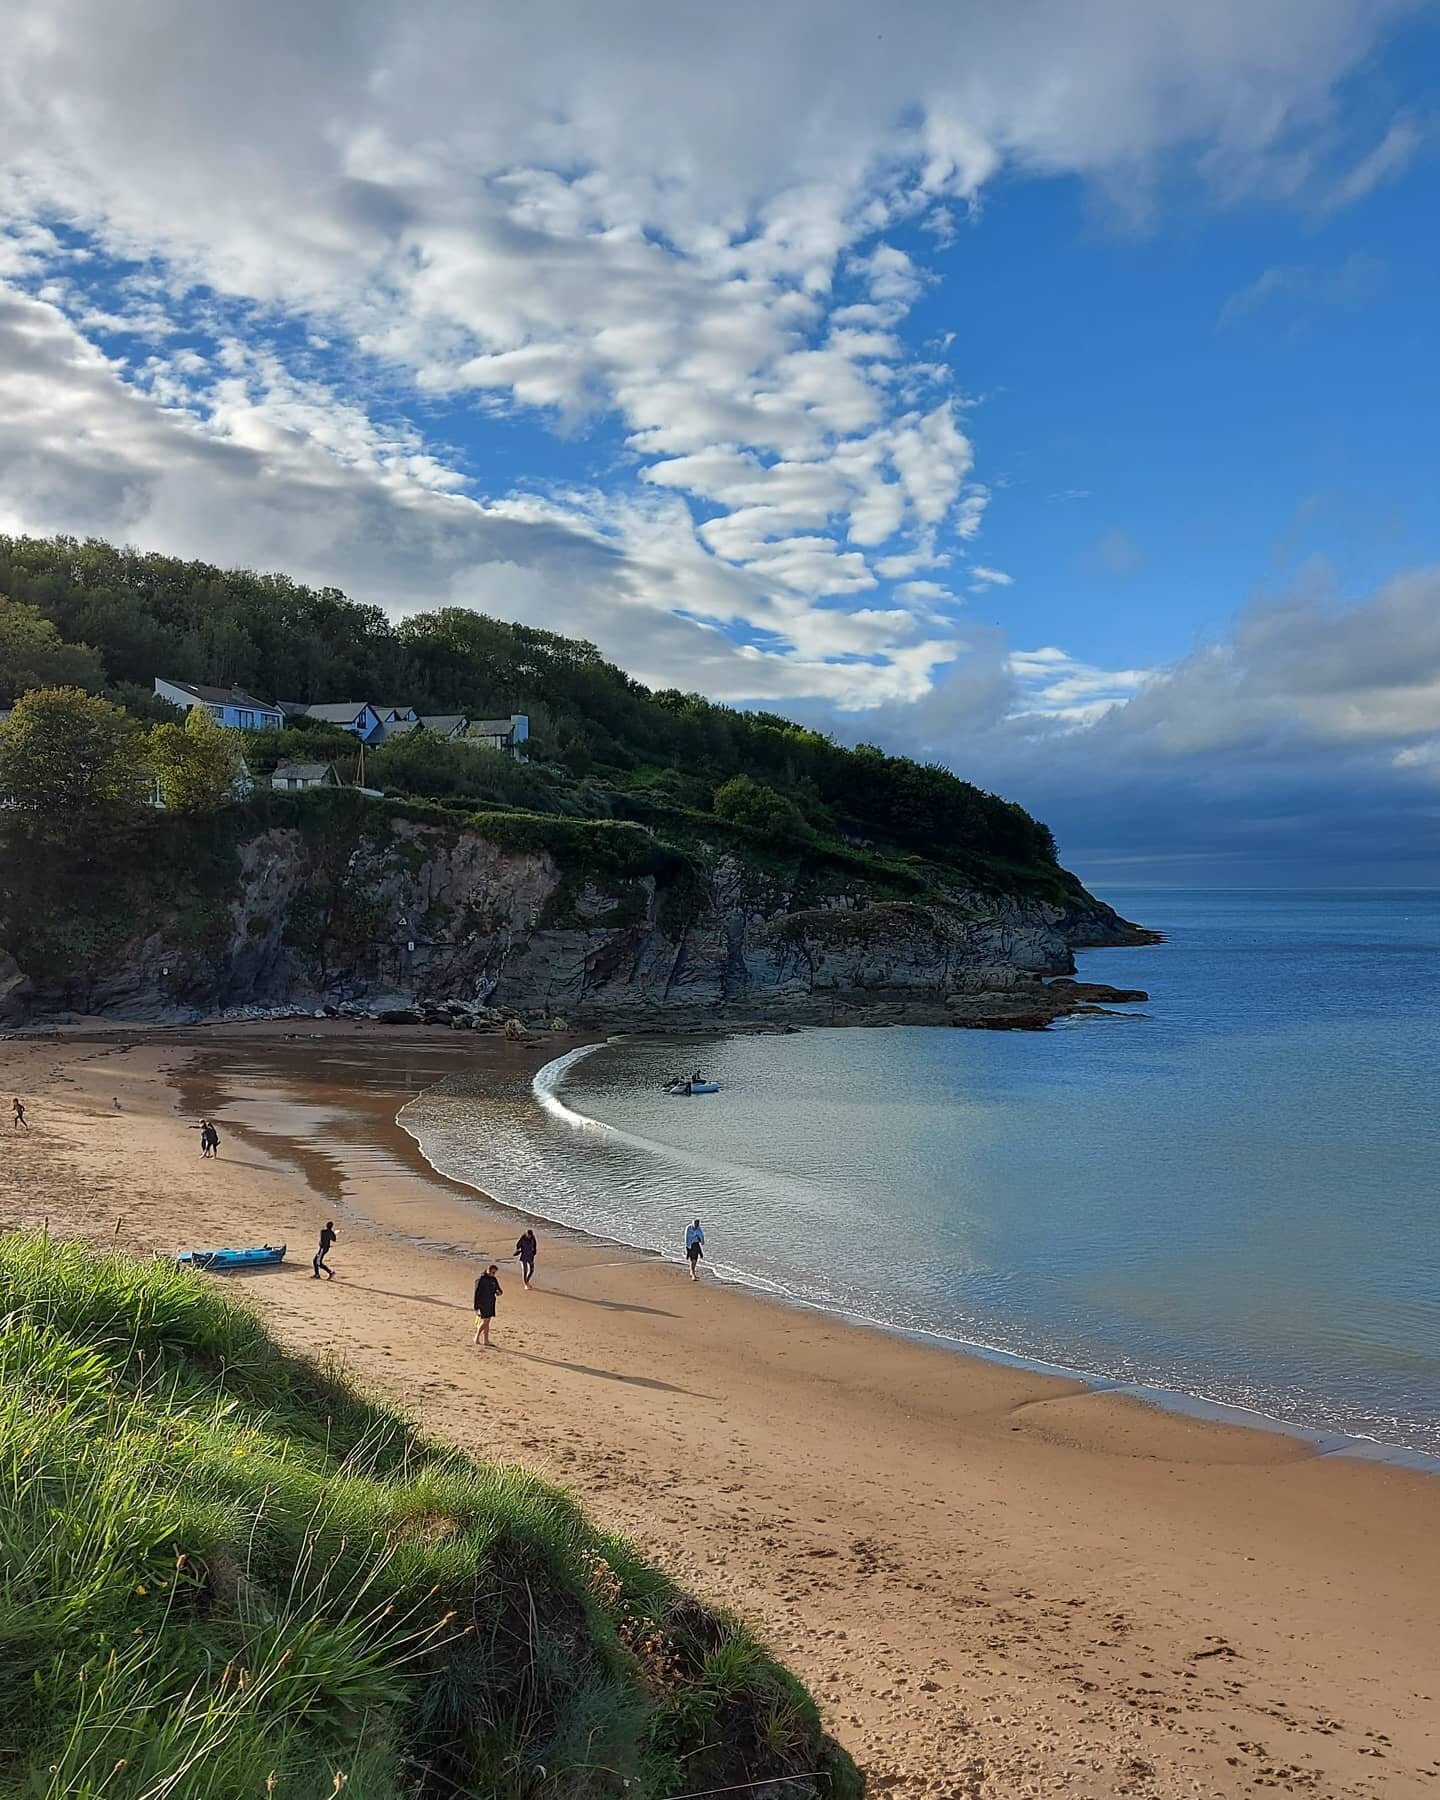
[
  {"xmin": 515, "ymin": 1229, "xmax": 537, "ymax": 1287},
  {"xmin": 473, "ymin": 1264, "xmax": 503, "ymax": 1346},
  {"xmin": 312, "ymin": 1220, "xmax": 337, "ymax": 1280}
]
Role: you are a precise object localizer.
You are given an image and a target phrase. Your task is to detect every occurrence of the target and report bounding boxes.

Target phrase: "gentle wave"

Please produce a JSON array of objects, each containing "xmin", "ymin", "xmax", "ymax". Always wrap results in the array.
[
  {"xmin": 531, "ymin": 1041, "xmax": 614, "ymax": 1133},
  {"xmin": 398, "ymin": 899, "xmax": 1440, "ymax": 1469}
]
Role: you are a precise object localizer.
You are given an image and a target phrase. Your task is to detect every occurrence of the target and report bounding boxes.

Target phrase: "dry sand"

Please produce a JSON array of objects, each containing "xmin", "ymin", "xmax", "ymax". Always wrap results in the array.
[{"xmin": 2, "ymin": 1022, "xmax": 1436, "ymax": 1798}]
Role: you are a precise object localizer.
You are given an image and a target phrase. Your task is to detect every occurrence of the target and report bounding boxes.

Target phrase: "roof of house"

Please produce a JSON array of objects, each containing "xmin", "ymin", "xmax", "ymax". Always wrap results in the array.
[
  {"xmin": 300, "ymin": 702, "xmax": 373, "ymax": 723},
  {"xmin": 469, "ymin": 716, "xmax": 521, "ymax": 737},
  {"xmin": 375, "ymin": 705, "xmax": 415, "ymax": 719},
  {"xmin": 419, "ymin": 714, "xmax": 467, "ymax": 734},
  {"xmin": 159, "ymin": 678, "xmax": 280, "ymax": 713},
  {"xmin": 272, "ymin": 762, "xmax": 338, "ymax": 781},
  {"xmin": 381, "ymin": 718, "xmax": 422, "ymax": 737}
]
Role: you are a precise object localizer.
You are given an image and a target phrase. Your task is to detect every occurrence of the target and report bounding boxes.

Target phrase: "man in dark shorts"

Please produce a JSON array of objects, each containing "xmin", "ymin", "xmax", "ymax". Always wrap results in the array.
[
  {"xmin": 515, "ymin": 1229, "xmax": 537, "ymax": 1288},
  {"xmin": 685, "ymin": 1218, "xmax": 705, "ymax": 1279},
  {"xmin": 474, "ymin": 1264, "xmax": 503, "ymax": 1346},
  {"xmin": 312, "ymin": 1220, "xmax": 337, "ymax": 1280}
]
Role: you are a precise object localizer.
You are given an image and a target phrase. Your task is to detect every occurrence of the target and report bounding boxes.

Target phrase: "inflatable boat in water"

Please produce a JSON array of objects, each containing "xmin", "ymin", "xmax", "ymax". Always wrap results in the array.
[
  {"xmin": 663, "ymin": 1080, "xmax": 720, "ymax": 1095},
  {"xmin": 177, "ymin": 1245, "xmax": 286, "ymax": 1271}
]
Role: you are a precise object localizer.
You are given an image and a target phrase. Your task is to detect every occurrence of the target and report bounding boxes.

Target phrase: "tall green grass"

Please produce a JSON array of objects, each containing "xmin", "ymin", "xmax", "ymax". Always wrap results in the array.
[{"xmin": 0, "ymin": 1234, "xmax": 859, "ymax": 1799}]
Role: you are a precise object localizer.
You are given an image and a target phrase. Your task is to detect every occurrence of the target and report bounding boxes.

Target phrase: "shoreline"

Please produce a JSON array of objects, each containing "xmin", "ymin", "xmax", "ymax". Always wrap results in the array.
[
  {"xmin": 412, "ymin": 1029, "xmax": 1440, "ymax": 1475},
  {"xmin": 3, "ymin": 1020, "xmax": 1438, "ymax": 1797}
]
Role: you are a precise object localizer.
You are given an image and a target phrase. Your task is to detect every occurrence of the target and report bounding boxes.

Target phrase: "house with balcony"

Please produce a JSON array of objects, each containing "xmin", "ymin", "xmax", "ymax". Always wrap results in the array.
[{"xmin": 154, "ymin": 679, "xmax": 284, "ymax": 731}]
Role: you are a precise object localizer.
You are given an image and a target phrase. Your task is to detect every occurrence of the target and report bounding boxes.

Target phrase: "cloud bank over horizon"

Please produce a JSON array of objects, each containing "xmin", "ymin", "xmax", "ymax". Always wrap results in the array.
[{"xmin": 0, "ymin": 0, "xmax": 1435, "ymax": 881}]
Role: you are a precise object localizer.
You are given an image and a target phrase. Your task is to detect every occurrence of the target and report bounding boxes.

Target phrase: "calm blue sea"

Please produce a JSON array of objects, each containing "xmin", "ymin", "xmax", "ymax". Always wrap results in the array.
[{"xmin": 402, "ymin": 889, "xmax": 1440, "ymax": 1455}]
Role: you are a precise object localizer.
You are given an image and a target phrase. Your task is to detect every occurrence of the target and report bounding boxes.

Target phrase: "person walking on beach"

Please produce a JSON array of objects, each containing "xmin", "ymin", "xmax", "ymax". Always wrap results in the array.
[
  {"xmin": 474, "ymin": 1264, "xmax": 503, "ymax": 1346},
  {"xmin": 312, "ymin": 1220, "xmax": 337, "ymax": 1281},
  {"xmin": 515, "ymin": 1229, "xmax": 537, "ymax": 1288},
  {"xmin": 202, "ymin": 1120, "xmax": 221, "ymax": 1158},
  {"xmin": 12, "ymin": 1098, "xmax": 27, "ymax": 1130},
  {"xmin": 685, "ymin": 1217, "xmax": 705, "ymax": 1280}
]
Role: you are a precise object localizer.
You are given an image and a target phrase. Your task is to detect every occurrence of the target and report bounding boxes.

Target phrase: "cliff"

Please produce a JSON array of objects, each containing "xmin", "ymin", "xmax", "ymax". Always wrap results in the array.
[{"xmin": 0, "ymin": 793, "xmax": 1153, "ymax": 1029}]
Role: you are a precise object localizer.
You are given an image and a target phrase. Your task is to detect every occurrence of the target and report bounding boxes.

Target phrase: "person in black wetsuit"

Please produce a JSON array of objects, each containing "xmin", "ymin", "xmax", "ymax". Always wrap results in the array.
[
  {"xmin": 473, "ymin": 1264, "xmax": 503, "ymax": 1346},
  {"xmin": 312, "ymin": 1220, "xmax": 337, "ymax": 1280},
  {"xmin": 515, "ymin": 1229, "xmax": 537, "ymax": 1287}
]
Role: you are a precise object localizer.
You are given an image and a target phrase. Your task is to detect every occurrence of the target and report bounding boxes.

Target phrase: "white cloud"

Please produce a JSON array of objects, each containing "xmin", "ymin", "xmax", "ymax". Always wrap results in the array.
[
  {"xmin": 1320, "ymin": 116, "xmax": 1429, "ymax": 212},
  {"xmin": 1217, "ymin": 251, "xmax": 1388, "ymax": 328},
  {"xmin": 0, "ymin": 0, "xmax": 1423, "ymax": 757},
  {"xmin": 968, "ymin": 565, "xmax": 1014, "ymax": 590}
]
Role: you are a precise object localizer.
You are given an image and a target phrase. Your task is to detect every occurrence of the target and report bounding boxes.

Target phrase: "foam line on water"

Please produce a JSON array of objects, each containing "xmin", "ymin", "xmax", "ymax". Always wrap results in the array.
[{"xmin": 531, "ymin": 1042, "xmax": 614, "ymax": 1133}]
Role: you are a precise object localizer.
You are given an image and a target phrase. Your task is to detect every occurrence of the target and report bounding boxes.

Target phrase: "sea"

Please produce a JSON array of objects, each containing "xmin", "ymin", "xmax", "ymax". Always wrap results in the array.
[{"xmin": 400, "ymin": 888, "xmax": 1440, "ymax": 1458}]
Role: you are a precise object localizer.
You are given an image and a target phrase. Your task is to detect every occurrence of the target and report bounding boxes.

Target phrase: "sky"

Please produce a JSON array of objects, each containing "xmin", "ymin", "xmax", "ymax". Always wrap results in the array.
[{"xmin": 1, "ymin": 0, "xmax": 1438, "ymax": 885}]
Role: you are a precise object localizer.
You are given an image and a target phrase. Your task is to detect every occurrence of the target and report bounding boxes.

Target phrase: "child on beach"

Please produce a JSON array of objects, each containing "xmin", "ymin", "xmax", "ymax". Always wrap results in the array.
[
  {"xmin": 685, "ymin": 1218, "xmax": 705, "ymax": 1279},
  {"xmin": 474, "ymin": 1265, "xmax": 503, "ymax": 1346},
  {"xmin": 12, "ymin": 1098, "xmax": 27, "ymax": 1129},
  {"xmin": 515, "ymin": 1229, "xmax": 537, "ymax": 1287}
]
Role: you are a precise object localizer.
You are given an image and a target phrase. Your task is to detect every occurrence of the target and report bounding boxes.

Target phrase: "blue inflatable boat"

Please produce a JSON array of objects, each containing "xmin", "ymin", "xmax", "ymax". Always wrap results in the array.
[
  {"xmin": 664, "ymin": 1081, "xmax": 720, "ymax": 1095},
  {"xmin": 178, "ymin": 1245, "xmax": 286, "ymax": 1271}
]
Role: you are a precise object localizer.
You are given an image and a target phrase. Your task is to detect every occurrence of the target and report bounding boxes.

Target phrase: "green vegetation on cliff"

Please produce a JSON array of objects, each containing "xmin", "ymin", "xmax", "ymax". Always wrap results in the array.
[
  {"xmin": 0, "ymin": 534, "xmax": 1059, "ymax": 885},
  {"xmin": 0, "ymin": 1232, "xmax": 857, "ymax": 1799}
]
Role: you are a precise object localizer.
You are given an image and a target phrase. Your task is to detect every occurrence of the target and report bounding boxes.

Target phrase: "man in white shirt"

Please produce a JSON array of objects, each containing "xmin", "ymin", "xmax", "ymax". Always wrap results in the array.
[{"xmin": 684, "ymin": 1218, "xmax": 705, "ymax": 1280}]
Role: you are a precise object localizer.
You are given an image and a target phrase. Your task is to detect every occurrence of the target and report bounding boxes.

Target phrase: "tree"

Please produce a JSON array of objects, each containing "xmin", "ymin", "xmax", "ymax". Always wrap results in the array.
[
  {"xmin": 0, "ymin": 687, "xmax": 147, "ymax": 835},
  {"xmin": 0, "ymin": 595, "xmax": 106, "ymax": 703},
  {"xmin": 146, "ymin": 706, "xmax": 246, "ymax": 813},
  {"xmin": 712, "ymin": 774, "xmax": 804, "ymax": 840}
]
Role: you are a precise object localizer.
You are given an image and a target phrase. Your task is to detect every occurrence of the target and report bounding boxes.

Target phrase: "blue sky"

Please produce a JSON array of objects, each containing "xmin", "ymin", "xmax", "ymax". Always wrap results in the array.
[{"xmin": 1, "ymin": 0, "xmax": 1438, "ymax": 882}]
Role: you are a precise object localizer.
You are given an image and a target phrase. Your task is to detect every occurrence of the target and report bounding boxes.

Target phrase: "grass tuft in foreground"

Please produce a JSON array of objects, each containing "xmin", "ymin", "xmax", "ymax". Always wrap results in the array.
[{"xmin": 0, "ymin": 1232, "xmax": 860, "ymax": 1799}]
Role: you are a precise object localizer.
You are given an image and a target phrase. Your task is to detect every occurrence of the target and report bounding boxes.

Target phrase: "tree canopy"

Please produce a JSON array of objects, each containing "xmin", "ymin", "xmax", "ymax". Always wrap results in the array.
[
  {"xmin": 0, "ymin": 534, "xmax": 1061, "ymax": 879},
  {"xmin": 0, "ymin": 686, "xmax": 148, "ymax": 835},
  {"xmin": 147, "ymin": 706, "xmax": 247, "ymax": 814}
]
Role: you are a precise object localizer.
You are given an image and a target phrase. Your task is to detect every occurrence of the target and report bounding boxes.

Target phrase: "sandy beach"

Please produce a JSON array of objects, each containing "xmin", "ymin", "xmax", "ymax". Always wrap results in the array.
[{"xmin": 2, "ymin": 1021, "xmax": 1436, "ymax": 1799}]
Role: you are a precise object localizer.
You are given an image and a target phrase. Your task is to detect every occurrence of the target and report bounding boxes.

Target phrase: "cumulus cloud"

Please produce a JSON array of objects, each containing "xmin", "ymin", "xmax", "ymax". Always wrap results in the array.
[
  {"xmin": 850, "ymin": 567, "xmax": 1440, "ymax": 881},
  {"xmin": 0, "ymin": 2, "xmax": 1418, "ymax": 673},
  {"xmin": 0, "ymin": 0, "xmax": 1431, "ymax": 874}
]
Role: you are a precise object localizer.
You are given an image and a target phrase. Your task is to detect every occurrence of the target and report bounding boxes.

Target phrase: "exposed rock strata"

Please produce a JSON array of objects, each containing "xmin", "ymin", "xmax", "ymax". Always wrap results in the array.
[{"xmin": 1, "ymin": 817, "xmax": 1156, "ymax": 1029}]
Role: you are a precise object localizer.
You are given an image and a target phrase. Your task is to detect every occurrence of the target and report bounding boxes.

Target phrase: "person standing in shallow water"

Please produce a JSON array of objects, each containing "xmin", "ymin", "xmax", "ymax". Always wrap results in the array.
[
  {"xmin": 685, "ymin": 1218, "xmax": 705, "ymax": 1280},
  {"xmin": 474, "ymin": 1264, "xmax": 503, "ymax": 1346},
  {"xmin": 515, "ymin": 1229, "xmax": 537, "ymax": 1288},
  {"xmin": 312, "ymin": 1220, "xmax": 337, "ymax": 1280}
]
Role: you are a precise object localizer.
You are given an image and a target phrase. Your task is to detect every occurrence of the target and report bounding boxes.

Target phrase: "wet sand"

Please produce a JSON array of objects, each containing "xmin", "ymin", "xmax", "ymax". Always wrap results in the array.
[{"xmin": 2, "ymin": 1021, "xmax": 1437, "ymax": 1797}]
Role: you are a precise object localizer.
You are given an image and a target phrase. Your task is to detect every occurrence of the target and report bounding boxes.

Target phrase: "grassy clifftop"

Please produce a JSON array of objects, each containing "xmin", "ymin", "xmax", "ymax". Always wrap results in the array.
[{"xmin": 0, "ymin": 1233, "xmax": 858, "ymax": 1799}]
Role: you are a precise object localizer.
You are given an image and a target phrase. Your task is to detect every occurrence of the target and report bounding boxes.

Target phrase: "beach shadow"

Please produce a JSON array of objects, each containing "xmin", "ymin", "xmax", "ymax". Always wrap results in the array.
[
  {"xmin": 344, "ymin": 1280, "xmax": 676, "ymax": 1321},
  {"xmin": 537, "ymin": 1287, "xmax": 677, "ymax": 1319},
  {"xmin": 500, "ymin": 1348, "xmax": 712, "ymax": 1398},
  {"xmin": 340, "ymin": 1282, "xmax": 466, "ymax": 1310}
]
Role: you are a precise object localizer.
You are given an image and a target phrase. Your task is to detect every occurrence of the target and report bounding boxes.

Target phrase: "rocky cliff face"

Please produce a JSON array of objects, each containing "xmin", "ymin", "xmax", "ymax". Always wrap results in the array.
[{"xmin": 0, "ymin": 813, "xmax": 1154, "ymax": 1028}]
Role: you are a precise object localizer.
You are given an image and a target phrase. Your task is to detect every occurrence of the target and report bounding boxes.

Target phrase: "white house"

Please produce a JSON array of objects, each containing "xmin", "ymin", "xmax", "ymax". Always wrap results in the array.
[
  {"xmin": 271, "ymin": 761, "xmax": 341, "ymax": 791},
  {"xmin": 418, "ymin": 714, "xmax": 468, "ymax": 740},
  {"xmin": 462, "ymin": 714, "xmax": 530, "ymax": 759},
  {"xmin": 154, "ymin": 679, "xmax": 283, "ymax": 731}
]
